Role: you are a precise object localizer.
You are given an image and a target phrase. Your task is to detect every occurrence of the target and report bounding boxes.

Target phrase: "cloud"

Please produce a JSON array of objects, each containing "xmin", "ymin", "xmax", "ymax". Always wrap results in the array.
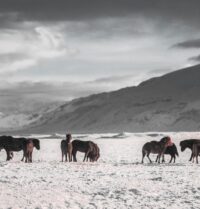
[
  {"xmin": 0, "ymin": 0, "xmax": 199, "ymax": 88},
  {"xmin": 172, "ymin": 39, "xmax": 200, "ymax": 49},
  {"xmin": 188, "ymin": 54, "xmax": 200, "ymax": 63},
  {"xmin": 0, "ymin": 0, "xmax": 199, "ymax": 24},
  {"xmin": 0, "ymin": 26, "xmax": 67, "ymax": 74}
]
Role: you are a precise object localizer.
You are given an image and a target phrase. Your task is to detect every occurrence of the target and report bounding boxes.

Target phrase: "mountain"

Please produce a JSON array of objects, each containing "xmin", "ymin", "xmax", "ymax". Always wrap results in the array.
[{"xmin": 12, "ymin": 64, "xmax": 200, "ymax": 133}]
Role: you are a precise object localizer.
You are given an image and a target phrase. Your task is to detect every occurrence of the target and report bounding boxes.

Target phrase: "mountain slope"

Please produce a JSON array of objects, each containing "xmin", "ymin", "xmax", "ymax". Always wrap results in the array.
[{"xmin": 23, "ymin": 64, "xmax": 200, "ymax": 133}]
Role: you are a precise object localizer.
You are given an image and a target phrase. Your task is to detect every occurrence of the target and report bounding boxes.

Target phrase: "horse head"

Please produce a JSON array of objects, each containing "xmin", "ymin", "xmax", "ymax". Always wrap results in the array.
[
  {"xmin": 179, "ymin": 141, "xmax": 187, "ymax": 152},
  {"xmin": 160, "ymin": 136, "xmax": 173, "ymax": 147},
  {"xmin": 32, "ymin": 139, "xmax": 40, "ymax": 150}
]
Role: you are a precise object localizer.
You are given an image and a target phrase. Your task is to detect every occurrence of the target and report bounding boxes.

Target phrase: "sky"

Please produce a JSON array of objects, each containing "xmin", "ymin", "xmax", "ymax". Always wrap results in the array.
[{"xmin": 0, "ymin": 0, "xmax": 200, "ymax": 99}]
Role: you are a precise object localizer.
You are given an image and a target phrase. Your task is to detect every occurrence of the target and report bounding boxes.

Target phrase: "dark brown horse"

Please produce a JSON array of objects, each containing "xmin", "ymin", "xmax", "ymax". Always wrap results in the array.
[
  {"xmin": 61, "ymin": 134, "xmax": 73, "ymax": 162},
  {"xmin": 0, "ymin": 136, "xmax": 40, "ymax": 161},
  {"xmin": 142, "ymin": 136, "xmax": 173, "ymax": 163},
  {"xmin": 155, "ymin": 143, "xmax": 179, "ymax": 163},
  {"xmin": 87, "ymin": 143, "xmax": 100, "ymax": 162},
  {"xmin": 180, "ymin": 139, "xmax": 200, "ymax": 161},
  {"xmin": 72, "ymin": 140, "xmax": 97, "ymax": 162}
]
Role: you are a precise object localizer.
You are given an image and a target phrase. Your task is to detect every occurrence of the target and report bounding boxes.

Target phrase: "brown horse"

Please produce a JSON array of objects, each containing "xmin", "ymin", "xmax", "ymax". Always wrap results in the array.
[
  {"xmin": 72, "ymin": 140, "xmax": 97, "ymax": 162},
  {"xmin": 21, "ymin": 139, "xmax": 40, "ymax": 162},
  {"xmin": 25, "ymin": 139, "xmax": 34, "ymax": 163},
  {"xmin": 180, "ymin": 139, "xmax": 200, "ymax": 161},
  {"xmin": 61, "ymin": 134, "xmax": 73, "ymax": 162},
  {"xmin": 142, "ymin": 136, "xmax": 173, "ymax": 163},
  {"xmin": 191, "ymin": 142, "xmax": 200, "ymax": 164}
]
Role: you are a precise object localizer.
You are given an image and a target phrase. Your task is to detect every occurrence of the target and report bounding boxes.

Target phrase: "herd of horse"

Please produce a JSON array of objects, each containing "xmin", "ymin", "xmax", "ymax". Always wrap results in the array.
[
  {"xmin": 142, "ymin": 137, "xmax": 200, "ymax": 164},
  {"xmin": 0, "ymin": 134, "xmax": 200, "ymax": 163},
  {"xmin": 0, "ymin": 134, "xmax": 100, "ymax": 163}
]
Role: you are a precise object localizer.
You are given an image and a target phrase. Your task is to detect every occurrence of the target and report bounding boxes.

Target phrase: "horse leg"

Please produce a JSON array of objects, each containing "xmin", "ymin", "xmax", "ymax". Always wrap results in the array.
[
  {"xmin": 83, "ymin": 150, "xmax": 90, "ymax": 162},
  {"xmin": 162, "ymin": 155, "xmax": 165, "ymax": 163},
  {"xmin": 173, "ymin": 156, "xmax": 176, "ymax": 163},
  {"xmin": 155, "ymin": 155, "xmax": 158, "ymax": 163},
  {"xmin": 69, "ymin": 149, "xmax": 72, "ymax": 162},
  {"xmin": 66, "ymin": 152, "xmax": 68, "ymax": 162},
  {"xmin": 147, "ymin": 153, "xmax": 152, "ymax": 163},
  {"xmin": 21, "ymin": 152, "xmax": 25, "ymax": 162},
  {"xmin": 21, "ymin": 155, "xmax": 24, "ymax": 162},
  {"xmin": 6, "ymin": 150, "xmax": 11, "ymax": 161},
  {"xmin": 169, "ymin": 155, "xmax": 173, "ymax": 163},
  {"xmin": 157, "ymin": 154, "xmax": 161, "ymax": 163},
  {"xmin": 61, "ymin": 151, "xmax": 64, "ymax": 162},
  {"xmin": 25, "ymin": 152, "xmax": 28, "ymax": 163},
  {"xmin": 189, "ymin": 153, "xmax": 193, "ymax": 161},
  {"xmin": 141, "ymin": 150, "xmax": 146, "ymax": 163},
  {"xmin": 10, "ymin": 152, "xmax": 14, "ymax": 160},
  {"xmin": 68, "ymin": 153, "xmax": 70, "ymax": 162},
  {"xmin": 30, "ymin": 151, "xmax": 33, "ymax": 163},
  {"xmin": 72, "ymin": 151, "xmax": 77, "ymax": 162},
  {"xmin": 28, "ymin": 151, "xmax": 30, "ymax": 163}
]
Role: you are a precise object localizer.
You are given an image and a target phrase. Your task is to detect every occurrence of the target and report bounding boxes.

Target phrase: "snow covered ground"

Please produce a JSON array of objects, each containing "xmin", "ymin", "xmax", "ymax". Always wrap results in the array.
[{"xmin": 0, "ymin": 132, "xmax": 200, "ymax": 209}]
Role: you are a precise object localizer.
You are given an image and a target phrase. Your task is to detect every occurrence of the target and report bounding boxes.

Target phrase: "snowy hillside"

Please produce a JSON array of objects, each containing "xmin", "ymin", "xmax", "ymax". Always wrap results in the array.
[
  {"xmin": 0, "ymin": 82, "xmax": 66, "ymax": 131},
  {"xmin": 0, "ymin": 132, "xmax": 200, "ymax": 208},
  {"xmin": 25, "ymin": 64, "xmax": 200, "ymax": 133}
]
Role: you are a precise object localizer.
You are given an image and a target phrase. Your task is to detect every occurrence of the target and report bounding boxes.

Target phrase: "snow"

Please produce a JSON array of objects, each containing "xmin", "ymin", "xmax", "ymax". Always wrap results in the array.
[{"xmin": 0, "ymin": 132, "xmax": 200, "ymax": 209}]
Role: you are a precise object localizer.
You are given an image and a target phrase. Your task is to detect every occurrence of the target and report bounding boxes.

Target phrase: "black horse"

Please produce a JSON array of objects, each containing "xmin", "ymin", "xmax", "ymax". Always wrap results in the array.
[
  {"xmin": 180, "ymin": 139, "xmax": 200, "ymax": 161},
  {"xmin": 0, "ymin": 136, "xmax": 40, "ymax": 161},
  {"xmin": 156, "ymin": 143, "xmax": 179, "ymax": 163}
]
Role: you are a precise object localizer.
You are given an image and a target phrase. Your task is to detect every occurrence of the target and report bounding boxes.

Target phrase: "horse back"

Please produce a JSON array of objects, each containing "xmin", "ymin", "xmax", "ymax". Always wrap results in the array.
[
  {"xmin": 72, "ymin": 140, "xmax": 92, "ymax": 153},
  {"xmin": 143, "ymin": 140, "xmax": 165, "ymax": 154},
  {"xmin": 180, "ymin": 139, "xmax": 200, "ymax": 150},
  {"xmin": 0, "ymin": 136, "xmax": 26, "ymax": 151}
]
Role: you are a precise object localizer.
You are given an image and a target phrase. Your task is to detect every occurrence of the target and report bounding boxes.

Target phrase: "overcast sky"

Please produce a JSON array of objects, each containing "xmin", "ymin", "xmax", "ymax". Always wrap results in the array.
[{"xmin": 0, "ymin": 0, "xmax": 200, "ymax": 97}]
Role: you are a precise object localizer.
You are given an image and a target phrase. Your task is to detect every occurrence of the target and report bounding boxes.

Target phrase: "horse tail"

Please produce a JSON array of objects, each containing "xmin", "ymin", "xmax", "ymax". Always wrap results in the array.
[
  {"xmin": 142, "ymin": 146, "xmax": 146, "ymax": 156},
  {"xmin": 175, "ymin": 146, "xmax": 179, "ymax": 157}
]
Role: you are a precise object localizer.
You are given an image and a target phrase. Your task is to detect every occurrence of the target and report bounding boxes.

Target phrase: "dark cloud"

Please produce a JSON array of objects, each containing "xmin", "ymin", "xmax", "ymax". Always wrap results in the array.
[
  {"xmin": 0, "ymin": 0, "xmax": 199, "ymax": 87},
  {"xmin": 173, "ymin": 39, "xmax": 200, "ymax": 49},
  {"xmin": 0, "ymin": 0, "xmax": 199, "ymax": 25},
  {"xmin": 0, "ymin": 52, "xmax": 27, "ymax": 63},
  {"xmin": 189, "ymin": 54, "xmax": 200, "ymax": 63},
  {"xmin": 89, "ymin": 75, "xmax": 133, "ymax": 84}
]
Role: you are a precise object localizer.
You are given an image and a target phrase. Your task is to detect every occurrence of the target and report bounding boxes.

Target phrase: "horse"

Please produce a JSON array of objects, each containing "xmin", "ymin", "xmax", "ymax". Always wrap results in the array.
[
  {"xmin": 21, "ymin": 139, "xmax": 40, "ymax": 162},
  {"xmin": 180, "ymin": 139, "xmax": 200, "ymax": 161},
  {"xmin": 155, "ymin": 143, "xmax": 179, "ymax": 163},
  {"xmin": 141, "ymin": 136, "xmax": 173, "ymax": 163},
  {"xmin": 71, "ymin": 140, "xmax": 97, "ymax": 162},
  {"xmin": 191, "ymin": 142, "xmax": 200, "ymax": 164},
  {"xmin": 86, "ymin": 143, "xmax": 100, "ymax": 162},
  {"xmin": 0, "ymin": 136, "xmax": 40, "ymax": 161},
  {"xmin": 25, "ymin": 139, "xmax": 34, "ymax": 163},
  {"xmin": 61, "ymin": 134, "xmax": 73, "ymax": 162}
]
